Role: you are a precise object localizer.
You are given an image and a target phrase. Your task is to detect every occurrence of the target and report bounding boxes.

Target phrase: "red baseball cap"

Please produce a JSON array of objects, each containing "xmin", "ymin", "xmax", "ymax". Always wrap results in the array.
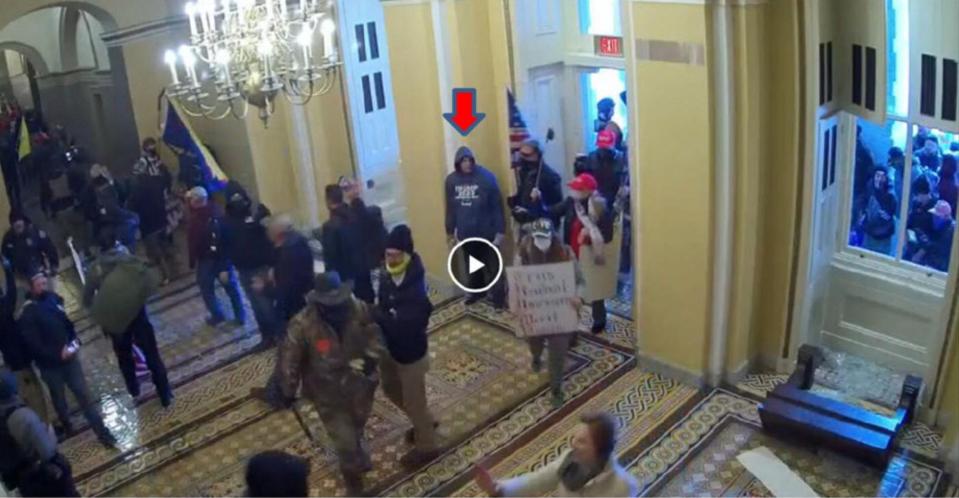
[
  {"xmin": 568, "ymin": 173, "xmax": 598, "ymax": 192},
  {"xmin": 596, "ymin": 129, "xmax": 616, "ymax": 150}
]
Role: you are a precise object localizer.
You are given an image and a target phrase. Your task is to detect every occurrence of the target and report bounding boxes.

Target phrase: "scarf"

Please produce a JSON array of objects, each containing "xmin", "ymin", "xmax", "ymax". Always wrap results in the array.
[
  {"xmin": 386, "ymin": 253, "xmax": 411, "ymax": 277},
  {"xmin": 558, "ymin": 452, "xmax": 604, "ymax": 492}
]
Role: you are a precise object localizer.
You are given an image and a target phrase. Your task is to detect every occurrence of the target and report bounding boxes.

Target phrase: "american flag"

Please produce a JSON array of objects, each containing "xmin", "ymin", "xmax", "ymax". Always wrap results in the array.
[{"xmin": 508, "ymin": 89, "xmax": 530, "ymax": 166}]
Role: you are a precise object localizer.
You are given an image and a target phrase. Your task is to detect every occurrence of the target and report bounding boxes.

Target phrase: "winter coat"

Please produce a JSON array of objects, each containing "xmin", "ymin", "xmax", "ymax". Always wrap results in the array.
[
  {"xmin": 349, "ymin": 198, "xmax": 388, "ymax": 271},
  {"xmin": 922, "ymin": 220, "xmax": 956, "ymax": 272},
  {"xmin": 1, "ymin": 226, "xmax": 59, "ymax": 279},
  {"xmin": 375, "ymin": 253, "xmax": 433, "ymax": 364},
  {"xmin": 321, "ymin": 205, "xmax": 368, "ymax": 283},
  {"xmin": 858, "ymin": 187, "xmax": 898, "ymax": 240},
  {"xmin": 510, "ymin": 161, "xmax": 563, "ymax": 225},
  {"xmin": 128, "ymin": 171, "xmax": 172, "ymax": 237},
  {"xmin": 17, "ymin": 292, "xmax": 77, "ymax": 370},
  {"xmin": 549, "ymin": 195, "xmax": 619, "ymax": 302},
  {"xmin": 1, "ymin": 398, "xmax": 57, "ymax": 465},
  {"xmin": 224, "ymin": 204, "xmax": 275, "ymax": 271},
  {"xmin": 0, "ymin": 266, "xmax": 31, "ymax": 371},
  {"xmin": 83, "ymin": 247, "xmax": 159, "ymax": 335},
  {"xmin": 273, "ymin": 230, "xmax": 315, "ymax": 320},
  {"xmin": 187, "ymin": 204, "xmax": 228, "ymax": 269},
  {"xmin": 279, "ymin": 299, "xmax": 385, "ymax": 405},
  {"xmin": 497, "ymin": 450, "xmax": 638, "ymax": 498},
  {"xmin": 585, "ymin": 149, "xmax": 627, "ymax": 208},
  {"xmin": 444, "ymin": 147, "xmax": 506, "ymax": 241},
  {"xmin": 97, "ymin": 205, "xmax": 140, "ymax": 249}
]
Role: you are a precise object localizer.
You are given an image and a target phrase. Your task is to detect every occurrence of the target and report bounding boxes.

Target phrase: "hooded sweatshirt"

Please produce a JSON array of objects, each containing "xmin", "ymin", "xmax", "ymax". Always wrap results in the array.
[{"xmin": 445, "ymin": 147, "xmax": 505, "ymax": 241}]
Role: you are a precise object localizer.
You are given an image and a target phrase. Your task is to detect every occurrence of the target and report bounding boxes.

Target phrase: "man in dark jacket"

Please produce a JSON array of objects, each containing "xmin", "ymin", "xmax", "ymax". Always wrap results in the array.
[
  {"xmin": 1, "ymin": 259, "xmax": 52, "ymax": 427},
  {"xmin": 855, "ymin": 166, "xmax": 898, "ymax": 255},
  {"xmin": 186, "ymin": 187, "xmax": 245, "ymax": 326},
  {"xmin": 913, "ymin": 200, "xmax": 955, "ymax": 272},
  {"xmin": 128, "ymin": 154, "xmax": 177, "ymax": 283},
  {"xmin": 342, "ymin": 178, "xmax": 388, "ymax": 294},
  {"xmin": 82, "ymin": 232, "xmax": 173, "ymax": 407},
  {"xmin": 225, "ymin": 187, "xmax": 280, "ymax": 346},
  {"xmin": 18, "ymin": 272, "xmax": 116, "ymax": 446},
  {"xmin": 266, "ymin": 214, "xmax": 314, "ymax": 322},
  {"xmin": 2, "ymin": 211, "xmax": 58, "ymax": 283},
  {"xmin": 585, "ymin": 130, "xmax": 627, "ymax": 209},
  {"xmin": 375, "ymin": 225, "xmax": 439, "ymax": 468},
  {"xmin": 321, "ymin": 185, "xmax": 374, "ymax": 302},
  {"xmin": 0, "ymin": 371, "xmax": 79, "ymax": 497},
  {"xmin": 444, "ymin": 146, "xmax": 506, "ymax": 306},
  {"xmin": 509, "ymin": 140, "xmax": 563, "ymax": 228}
]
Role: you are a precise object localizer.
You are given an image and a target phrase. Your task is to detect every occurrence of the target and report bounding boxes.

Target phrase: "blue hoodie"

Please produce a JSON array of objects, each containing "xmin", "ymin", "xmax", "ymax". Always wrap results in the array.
[{"xmin": 445, "ymin": 147, "xmax": 505, "ymax": 241}]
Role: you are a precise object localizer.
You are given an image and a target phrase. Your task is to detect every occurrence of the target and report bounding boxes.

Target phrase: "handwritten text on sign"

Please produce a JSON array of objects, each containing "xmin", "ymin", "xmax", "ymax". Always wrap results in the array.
[{"xmin": 507, "ymin": 262, "xmax": 579, "ymax": 337}]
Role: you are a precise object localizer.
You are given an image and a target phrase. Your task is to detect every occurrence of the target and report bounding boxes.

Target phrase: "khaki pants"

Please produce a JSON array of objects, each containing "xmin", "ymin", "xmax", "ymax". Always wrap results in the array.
[
  {"xmin": 14, "ymin": 366, "xmax": 54, "ymax": 425},
  {"xmin": 380, "ymin": 354, "xmax": 436, "ymax": 451}
]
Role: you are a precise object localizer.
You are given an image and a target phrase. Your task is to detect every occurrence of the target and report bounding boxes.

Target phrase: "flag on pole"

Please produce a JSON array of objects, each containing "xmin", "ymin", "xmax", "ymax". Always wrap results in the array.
[
  {"xmin": 17, "ymin": 115, "xmax": 30, "ymax": 160},
  {"xmin": 161, "ymin": 98, "xmax": 228, "ymax": 192},
  {"xmin": 507, "ymin": 89, "xmax": 530, "ymax": 166}
]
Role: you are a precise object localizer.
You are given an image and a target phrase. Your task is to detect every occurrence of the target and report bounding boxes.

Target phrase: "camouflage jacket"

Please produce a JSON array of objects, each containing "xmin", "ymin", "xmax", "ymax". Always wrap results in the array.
[{"xmin": 279, "ymin": 298, "xmax": 386, "ymax": 403}]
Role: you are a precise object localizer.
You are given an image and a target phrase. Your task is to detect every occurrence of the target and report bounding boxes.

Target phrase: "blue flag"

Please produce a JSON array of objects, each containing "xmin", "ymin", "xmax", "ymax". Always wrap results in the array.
[{"xmin": 161, "ymin": 99, "xmax": 228, "ymax": 192}]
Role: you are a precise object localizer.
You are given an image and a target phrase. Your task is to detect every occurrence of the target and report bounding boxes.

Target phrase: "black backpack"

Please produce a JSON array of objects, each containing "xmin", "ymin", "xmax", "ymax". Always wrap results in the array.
[{"xmin": 0, "ymin": 403, "xmax": 27, "ymax": 489}]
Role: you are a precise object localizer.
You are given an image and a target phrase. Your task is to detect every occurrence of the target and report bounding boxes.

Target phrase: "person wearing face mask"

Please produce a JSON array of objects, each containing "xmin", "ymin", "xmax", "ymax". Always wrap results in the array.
[
  {"xmin": 276, "ymin": 272, "xmax": 385, "ymax": 496},
  {"xmin": 129, "ymin": 152, "xmax": 177, "ymax": 285},
  {"xmin": 508, "ymin": 140, "xmax": 563, "ymax": 227},
  {"xmin": 518, "ymin": 218, "xmax": 583, "ymax": 407},
  {"xmin": 186, "ymin": 187, "xmax": 246, "ymax": 327},
  {"xmin": 585, "ymin": 130, "xmax": 627, "ymax": 209},
  {"xmin": 134, "ymin": 138, "xmax": 165, "ymax": 177},
  {"xmin": 2, "ymin": 211, "xmax": 59, "ymax": 287},
  {"xmin": 473, "ymin": 411, "xmax": 637, "ymax": 497},
  {"xmin": 374, "ymin": 225, "xmax": 439, "ymax": 468},
  {"xmin": 549, "ymin": 174, "xmax": 616, "ymax": 334},
  {"xmin": 912, "ymin": 200, "xmax": 955, "ymax": 272}
]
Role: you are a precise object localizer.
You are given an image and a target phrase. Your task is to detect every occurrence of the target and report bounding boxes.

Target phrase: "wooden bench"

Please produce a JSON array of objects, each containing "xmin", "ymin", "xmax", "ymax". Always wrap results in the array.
[{"xmin": 758, "ymin": 345, "xmax": 922, "ymax": 467}]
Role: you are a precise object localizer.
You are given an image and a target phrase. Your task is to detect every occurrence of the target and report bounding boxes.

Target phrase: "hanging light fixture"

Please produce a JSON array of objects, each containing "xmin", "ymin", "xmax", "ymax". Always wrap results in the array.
[{"xmin": 162, "ymin": 0, "xmax": 340, "ymax": 125}]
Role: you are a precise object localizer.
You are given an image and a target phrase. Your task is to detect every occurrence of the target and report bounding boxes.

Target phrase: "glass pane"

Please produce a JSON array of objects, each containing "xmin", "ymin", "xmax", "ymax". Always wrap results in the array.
[
  {"xmin": 886, "ymin": 0, "xmax": 909, "ymax": 116},
  {"xmin": 579, "ymin": 0, "xmax": 622, "ymax": 36},
  {"xmin": 849, "ymin": 119, "xmax": 906, "ymax": 257},
  {"xmin": 905, "ymin": 126, "xmax": 957, "ymax": 272}
]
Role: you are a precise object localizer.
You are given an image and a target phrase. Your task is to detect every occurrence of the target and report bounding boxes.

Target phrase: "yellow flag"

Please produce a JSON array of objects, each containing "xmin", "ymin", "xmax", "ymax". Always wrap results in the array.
[{"xmin": 17, "ymin": 116, "xmax": 30, "ymax": 160}]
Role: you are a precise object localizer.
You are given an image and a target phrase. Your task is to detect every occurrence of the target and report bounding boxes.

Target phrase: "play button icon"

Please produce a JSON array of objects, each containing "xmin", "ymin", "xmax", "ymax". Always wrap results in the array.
[
  {"xmin": 468, "ymin": 255, "xmax": 486, "ymax": 275},
  {"xmin": 448, "ymin": 237, "xmax": 504, "ymax": 294}
]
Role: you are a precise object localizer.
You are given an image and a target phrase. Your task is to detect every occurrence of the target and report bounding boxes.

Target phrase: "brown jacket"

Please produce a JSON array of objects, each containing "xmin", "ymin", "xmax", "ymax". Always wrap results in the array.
[{"xmin": 279, "ymin": 298, "xmax": 385, "ymax": 406}]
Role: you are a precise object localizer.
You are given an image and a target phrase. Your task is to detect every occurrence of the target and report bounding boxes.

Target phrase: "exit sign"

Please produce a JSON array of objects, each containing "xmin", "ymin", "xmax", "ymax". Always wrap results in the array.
[{"xmin": 595, "ymin": 35, "xmax": 624, "ymax": 58}]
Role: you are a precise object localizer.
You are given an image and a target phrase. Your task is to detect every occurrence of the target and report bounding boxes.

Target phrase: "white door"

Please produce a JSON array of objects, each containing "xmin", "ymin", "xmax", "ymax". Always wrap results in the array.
[
  {"xmin": 338, "ymin": 0, "xmax": 405, "ymax": 226},
  {"xmin": 529, "ymin": 70, "xmax": 566, "ymax": 177},
  {"xmin": 797, "ymin": 116, "xmax": 842, "ymax": 354}
]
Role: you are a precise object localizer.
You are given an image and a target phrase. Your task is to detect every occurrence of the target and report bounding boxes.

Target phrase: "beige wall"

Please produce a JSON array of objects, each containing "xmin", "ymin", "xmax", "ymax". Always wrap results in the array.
[{"xmin": 629, "ymin": 3, "xmax": 713, "ymax": 375}]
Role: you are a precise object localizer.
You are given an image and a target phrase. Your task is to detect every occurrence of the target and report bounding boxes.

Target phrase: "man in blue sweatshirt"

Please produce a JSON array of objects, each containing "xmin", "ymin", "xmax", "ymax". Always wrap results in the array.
[{"xmin": 444, "ymin": 147, "xmax": 506, "ymax": 307}]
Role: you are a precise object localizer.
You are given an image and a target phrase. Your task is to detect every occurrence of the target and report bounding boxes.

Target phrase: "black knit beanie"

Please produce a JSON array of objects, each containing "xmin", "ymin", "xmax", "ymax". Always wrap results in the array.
[{"xmin": 386, "ymin": 225, "xmax": 414, "ymax": 254}]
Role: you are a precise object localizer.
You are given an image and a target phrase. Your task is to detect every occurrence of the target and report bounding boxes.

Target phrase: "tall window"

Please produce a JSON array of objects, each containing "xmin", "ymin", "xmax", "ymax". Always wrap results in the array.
[
  {"xmin": 845, "ymin": 0, "xmax": 958, "ymax": 274},
  {"xmin": 579, "ymin": 0, "xmax": 621, "ymax": 36}
]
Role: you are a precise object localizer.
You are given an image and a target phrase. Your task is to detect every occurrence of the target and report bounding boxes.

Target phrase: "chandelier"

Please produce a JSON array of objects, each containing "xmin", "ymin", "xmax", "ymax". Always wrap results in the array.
[{"xmin": 163, "ymin": 0, "xmax": 341, "ymax": 125}]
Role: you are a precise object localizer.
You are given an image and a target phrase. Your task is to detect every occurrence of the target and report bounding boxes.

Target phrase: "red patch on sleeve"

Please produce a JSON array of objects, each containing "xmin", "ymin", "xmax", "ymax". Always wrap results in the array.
[{"xmin": 315, "ymin": 338, "xmax": 332, "ymax": 355}]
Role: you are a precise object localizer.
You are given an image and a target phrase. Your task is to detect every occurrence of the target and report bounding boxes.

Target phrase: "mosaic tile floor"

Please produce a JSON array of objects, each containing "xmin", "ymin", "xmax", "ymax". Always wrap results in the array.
[{"xmin": 633, "ymin": 390, "xmax": 948, "ymax": 497}]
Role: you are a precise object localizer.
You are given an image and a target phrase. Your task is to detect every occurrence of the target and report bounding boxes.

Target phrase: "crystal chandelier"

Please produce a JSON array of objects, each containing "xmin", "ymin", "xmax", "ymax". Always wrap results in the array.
[{"xmin": 163, "ymin": 0, "xmax": 341, "ymax": 125}]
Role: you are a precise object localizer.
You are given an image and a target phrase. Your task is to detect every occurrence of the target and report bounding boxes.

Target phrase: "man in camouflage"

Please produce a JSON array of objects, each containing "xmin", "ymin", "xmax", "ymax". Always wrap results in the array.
[{"xmin": 276, "ymin": 272, "xmax": 384, "ymax": 496}]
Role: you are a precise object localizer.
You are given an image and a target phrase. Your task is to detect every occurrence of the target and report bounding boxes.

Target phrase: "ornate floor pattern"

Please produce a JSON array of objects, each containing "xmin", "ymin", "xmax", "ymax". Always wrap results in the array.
[
  {"xmin": 631, "ymin": 390, "xmax": 947, "ymax": 497},
  {"xmin": 68, "ymin": 295, "xmax": 635, "ymax": 496}
]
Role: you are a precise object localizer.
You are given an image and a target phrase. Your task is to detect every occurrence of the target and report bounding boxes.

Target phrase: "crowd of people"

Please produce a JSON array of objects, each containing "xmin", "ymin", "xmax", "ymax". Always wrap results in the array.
[
  {"xmin": 852, "ymin": 126, "xmax": 957, "ymax": 271},
  {"xmin": 0, "ymin": 98, "xmax": 634, "ymax": 497}
]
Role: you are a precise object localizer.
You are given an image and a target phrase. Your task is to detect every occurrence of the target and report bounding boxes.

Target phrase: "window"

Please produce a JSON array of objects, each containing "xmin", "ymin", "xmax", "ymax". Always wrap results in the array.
[
  {"xmin": 578, "ymin": 0, "xmax": 621, "ymax": 36},
  {"xmin": 886, "ymin": 0, "xmax": 909, "ymax": 116},
  {"xmin": 848, "ymin": 119, "xmax": 906, "ymax": 258},
  {"xmin": 582, "ymin": 69, "xmax": 627, "ymax": 150},
  {"xmin": 905, "ymin": 126, "xmax": 957, "ymax": 272}
]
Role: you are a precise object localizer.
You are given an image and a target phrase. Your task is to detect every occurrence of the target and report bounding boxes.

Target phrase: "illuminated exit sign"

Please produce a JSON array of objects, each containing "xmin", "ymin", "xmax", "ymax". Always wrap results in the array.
[{"xmin": 594, "ymin": 35, "xmax": 624, "ymax": 58}]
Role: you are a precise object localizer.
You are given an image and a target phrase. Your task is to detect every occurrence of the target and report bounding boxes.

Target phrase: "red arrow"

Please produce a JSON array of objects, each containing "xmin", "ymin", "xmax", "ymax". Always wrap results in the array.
[{"xmin": 443, "ymin": 88, "xmax": 486, "ymax": 136}]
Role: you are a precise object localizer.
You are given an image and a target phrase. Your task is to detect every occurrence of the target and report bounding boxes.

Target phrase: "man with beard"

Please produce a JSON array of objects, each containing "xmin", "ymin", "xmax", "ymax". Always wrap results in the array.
[{"xmin": 276, "ymin": 272, "xmax": 384, "ymax": 496}]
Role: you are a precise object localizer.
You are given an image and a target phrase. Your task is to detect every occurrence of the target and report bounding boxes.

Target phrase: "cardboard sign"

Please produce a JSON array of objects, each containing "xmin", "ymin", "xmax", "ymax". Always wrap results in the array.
[{"xmin": 507, "ymin": 262, "xmax": 579, "ymax": 337}]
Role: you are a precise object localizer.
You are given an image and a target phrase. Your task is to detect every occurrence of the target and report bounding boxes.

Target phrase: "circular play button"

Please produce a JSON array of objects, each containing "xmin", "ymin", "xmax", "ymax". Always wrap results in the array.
[{"xmin": 447, "ymin": 237, "xmax": 504, "ymax": 294}]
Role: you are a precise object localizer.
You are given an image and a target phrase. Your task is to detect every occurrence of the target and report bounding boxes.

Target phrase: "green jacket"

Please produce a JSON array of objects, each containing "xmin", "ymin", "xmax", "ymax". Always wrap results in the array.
[{"xmin": 84, "ymin": 247, "xmax": 159, "ymax": 335}]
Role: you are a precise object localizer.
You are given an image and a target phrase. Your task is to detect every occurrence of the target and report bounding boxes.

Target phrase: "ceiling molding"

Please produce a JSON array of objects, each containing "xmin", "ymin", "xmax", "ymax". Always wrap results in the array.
[{"xmin": 101, "ymin": 17, "xmax": 185, "ymax": 48}]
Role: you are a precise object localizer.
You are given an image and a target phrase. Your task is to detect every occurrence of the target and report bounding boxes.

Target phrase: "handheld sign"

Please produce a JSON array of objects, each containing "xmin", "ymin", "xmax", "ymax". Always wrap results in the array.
[{"xmin": 506, "ymin": 262, "xmax": 579, "ymax": 337}]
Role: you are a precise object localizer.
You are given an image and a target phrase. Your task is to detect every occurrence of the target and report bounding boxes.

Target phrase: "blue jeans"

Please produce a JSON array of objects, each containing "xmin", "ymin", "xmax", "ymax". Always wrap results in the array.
[
  {"xmin": 39, "ymin": 356, "xmax": 110, "ymax": 437},
  {"xmin": 239, "ymin": 267, "xmax": 280, "ymax": 339},
  {"xmin": 196, "ymin": 259, "xmax": 246, "ymax": 323}
]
